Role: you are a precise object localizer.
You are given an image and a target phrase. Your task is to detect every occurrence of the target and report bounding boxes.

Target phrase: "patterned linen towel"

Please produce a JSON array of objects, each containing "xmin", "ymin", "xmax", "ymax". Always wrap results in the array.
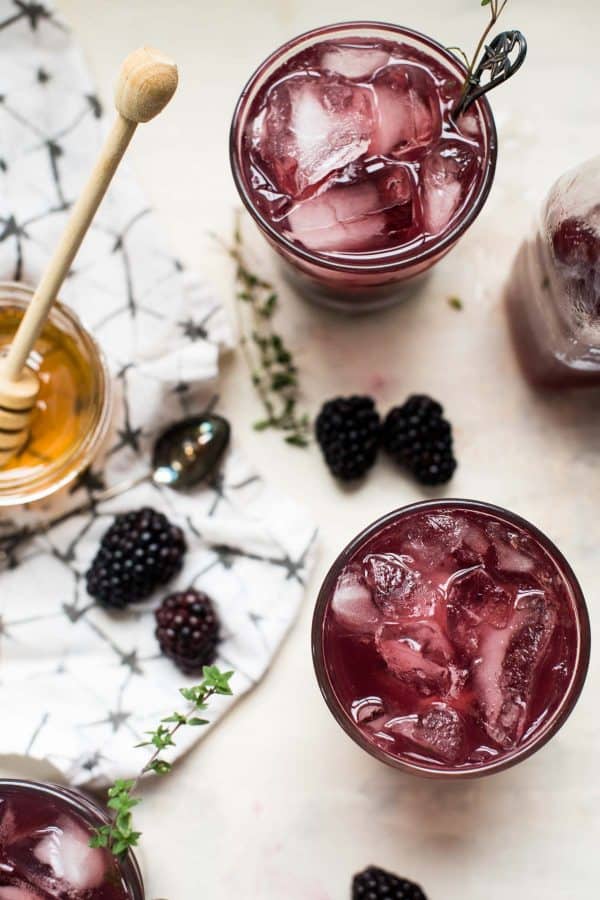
[{"xmin": 0, "ymin": 1, "xmax": 317, "ymax": 786}]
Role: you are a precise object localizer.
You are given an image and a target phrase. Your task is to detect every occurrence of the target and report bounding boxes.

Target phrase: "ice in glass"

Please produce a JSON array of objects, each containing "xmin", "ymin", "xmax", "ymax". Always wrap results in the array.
[
  {"xmin": 231, "ymin": 24, "xmax": 497, "ymax": 310},
  {"xmin": 313, "ymin": 502, "xmax": 590, "ymax": 776},
  {"xmin": 0, "ymin": 782, "xmax": 143, "ymax": 899},
  {"xmin": 507, "ymin": 157, "xmax": 600, "ymax": 386}
]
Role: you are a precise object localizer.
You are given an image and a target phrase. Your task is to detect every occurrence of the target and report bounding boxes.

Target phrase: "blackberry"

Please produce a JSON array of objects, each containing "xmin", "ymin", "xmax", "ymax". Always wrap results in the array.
[
  {"xmin": 352, "ymin": 866, "xmax": 427, "ymax": 900},
  {"xmin": 383, "ymin": 394, "xmax": 456, "ymax": 486},
  {"xmin": 315, "ymin": 395, "xmax": 381, "ymax": 481},
  {"xmin": 86, "ymin": 508, "xmax": 186, "ymax": 609},
  {"xmin": 155, "ymin": 589, "xmax": 220, "ymax": 673}
]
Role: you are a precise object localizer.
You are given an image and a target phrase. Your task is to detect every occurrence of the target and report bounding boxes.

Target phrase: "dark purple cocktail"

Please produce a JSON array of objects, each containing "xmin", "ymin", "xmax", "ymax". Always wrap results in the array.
[
  {"xmin": 506, "ymin": 157, "xmax": 600, "ymax": 386},
  {"xmin": 231, "ymin": 23, "xmax": 497, "ymax": 310},
  {"xmin": 313, "ymin": 501, "xmax": 590, "ymax": 777},
  {"xmin": 0, "ymin": 781, "xmax": 143, "ymax": 899}
]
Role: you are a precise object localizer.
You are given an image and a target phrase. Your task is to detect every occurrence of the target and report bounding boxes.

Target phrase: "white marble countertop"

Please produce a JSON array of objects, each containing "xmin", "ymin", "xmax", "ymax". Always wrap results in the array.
[{"xmin": 2, "ymin": 0, "xmax": 599, "ymax": 897}]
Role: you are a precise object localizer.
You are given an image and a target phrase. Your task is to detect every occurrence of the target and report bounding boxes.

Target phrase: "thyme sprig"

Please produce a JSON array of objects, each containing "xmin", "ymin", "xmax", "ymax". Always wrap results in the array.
[
  {"xmin": 449, "ymin": 0, "xmax": 510, "ymax": 108},
  {"xmin": 222, "ymin": 216, "xmax": 311, "ymax": 448},
  {"xmin": 90, "ymin": 666, "xmax": 233, "ymax": 858}
]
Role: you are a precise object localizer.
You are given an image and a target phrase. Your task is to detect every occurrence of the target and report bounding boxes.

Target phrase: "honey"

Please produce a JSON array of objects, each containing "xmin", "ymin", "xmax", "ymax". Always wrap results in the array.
[
  {"xmin": 0, "ymin": 283, "xmax": 111, "ymax": 507},
  {"xmin": 0, "ymin": 309, "xmax": 95, "ymax": 475}
]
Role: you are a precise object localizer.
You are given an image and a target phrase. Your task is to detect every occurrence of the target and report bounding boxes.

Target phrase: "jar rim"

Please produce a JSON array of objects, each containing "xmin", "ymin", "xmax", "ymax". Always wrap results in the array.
[
  {"xmin": 230, "ymin": 20, "xmax": 498, "ymax": 274},
  {"xmin": 312, "ymin": 498, "xmax": 591, "ymax": 778}
]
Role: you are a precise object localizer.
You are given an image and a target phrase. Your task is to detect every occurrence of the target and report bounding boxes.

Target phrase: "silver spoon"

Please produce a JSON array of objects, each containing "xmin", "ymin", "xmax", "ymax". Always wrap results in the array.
[
  {"xmin": 0, "ymin": 412, "xmax": 231, "ymax": 566},
  {"xmin": 453, "ymin": 30, "xmax": 527, "ymax": 118}
]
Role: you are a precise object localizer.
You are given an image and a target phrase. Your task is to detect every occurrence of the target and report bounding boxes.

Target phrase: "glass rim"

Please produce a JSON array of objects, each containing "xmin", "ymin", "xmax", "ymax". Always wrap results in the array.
[
  {"xmin": 230, "ymin": 20, "xmax": 498, "ymax": 274},
  {"xmin": 311, "ymin": 498, "xmax": 591, "ymax": 779},
  {"xmin": 0, "ymin": 281, "xmax": 112, "ymax": 506},
  {"xmin": 0, "ymin": 778, "xmax": 144, "ymax": 897}
]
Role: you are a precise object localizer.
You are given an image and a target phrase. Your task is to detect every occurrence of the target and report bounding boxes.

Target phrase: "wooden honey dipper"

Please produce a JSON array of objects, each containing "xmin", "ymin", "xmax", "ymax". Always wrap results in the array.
[{"xmin": 0, "ymin": 47, "xmax": 178, "ymax": 467}]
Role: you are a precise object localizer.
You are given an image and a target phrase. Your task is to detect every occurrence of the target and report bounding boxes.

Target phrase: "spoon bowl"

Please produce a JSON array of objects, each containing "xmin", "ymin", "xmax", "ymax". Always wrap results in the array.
[{"xmin": 152, "ymin": 413, "xmax": 231, "ymax": 490}]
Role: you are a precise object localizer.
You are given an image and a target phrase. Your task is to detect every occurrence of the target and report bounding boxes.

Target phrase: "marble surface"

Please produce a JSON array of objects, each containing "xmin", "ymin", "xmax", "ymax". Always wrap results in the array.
[{"xmin": 2, "ymin": 0, "xmax": 599, "ymax": 897}]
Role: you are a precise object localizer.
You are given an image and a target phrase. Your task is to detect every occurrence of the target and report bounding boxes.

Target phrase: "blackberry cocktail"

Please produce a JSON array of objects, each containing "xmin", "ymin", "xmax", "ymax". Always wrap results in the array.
[
  {"xmin": 313, "ymin": 501, "xmax": 589, "ymax": 776},
  {"xmin": 231, "ymin": 23, "xmax": 497, "ymax": 309},
  {"xmin": 0, "ymin": 781, "xmax": 143, "ymax": 899},
  {"xmin": 507, "ymin": 157, "xmax": 600, "ymax": 386}
]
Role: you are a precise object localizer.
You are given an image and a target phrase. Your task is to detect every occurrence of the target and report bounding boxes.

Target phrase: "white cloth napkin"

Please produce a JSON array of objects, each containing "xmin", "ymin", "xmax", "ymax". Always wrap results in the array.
[{"xmin": 0, "ymin": 1, "xmax": 317, "ymax": 787}]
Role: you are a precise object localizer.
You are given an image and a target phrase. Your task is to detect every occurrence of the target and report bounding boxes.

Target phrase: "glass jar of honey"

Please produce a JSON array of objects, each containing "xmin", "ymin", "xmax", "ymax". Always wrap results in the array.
[{"xmin": 0, "ymin": 282, "xmax": 112, "ymax": 506}]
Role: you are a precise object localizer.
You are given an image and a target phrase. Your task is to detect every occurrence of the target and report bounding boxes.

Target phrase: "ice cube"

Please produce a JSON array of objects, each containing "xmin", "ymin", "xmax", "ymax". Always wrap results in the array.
[
  {"xmin": 452, "ymin": 523, "xmax": 491, "ymax": 568},
  {"xmin": 377, "ymin": 167, "xmax": 416, "ymax": 234},
  {"xmin": 34, "ymin": 818, "xmax": 106, "ymax": 891},
  {"xmin": 320, "ymin": 44, "xmax": 390, "ymax": 80},
  {"xmin": 463, "ymin": 525, "xmax": 489, "ymax": 557},
  {"xmin": 447, "ymin": 567, "xmax": 512, "ymax": 654},
  {"xmin": 257, "ymin": 75, "xmax": 374, "ymax": 197},
  {"xmin": 375, "ymin": 620, "xmax": 455, "ymax": 695},
  {"xmin": 364, "ymin": 552, "xmax": 437, "ymax": 618},
  {"xmin": 473, "ymin": 593, "xmax": 558, "ymax": 748},
  {"xmin": 287, "ymin": 165, "xmax": 416, "ymax": 252},
  {"xmin": 486, "ymin": 525, "xmax": 537, "ymax": 575},
  {"xmin": 402, "ymin": 514, "xmax": 474, "ymax": 579},
  {"xmin": 420, "ymin": 140, "xmax": 476, "ymax": 234},
  {"xmin": 330, "ymin": 565, "xmax": 381, "ymax": 632},
  {"xmin": 365, "ymin": 553, "xmax": 416, "ymax": 603},
  {"xmin": 387, "ymin": 704, "xmax": 465, "ymax": 763},
  {"xmin": 369, "ymin": 64, "xmax": 441, "ymax": 156},
  {"xmin": 457, "ymin": 109, "xmax": 482, "ymax": 141},
  {"xmin": 287, "ymin": 182, "xmax": 387, "ymax": 252},
  {"xmin": 495, "ymin": 540, "xmax": 536, "ymax": 574},
  {"xmin": 351, "ymin": 695, "xmax": 385, "ymax": 726}
]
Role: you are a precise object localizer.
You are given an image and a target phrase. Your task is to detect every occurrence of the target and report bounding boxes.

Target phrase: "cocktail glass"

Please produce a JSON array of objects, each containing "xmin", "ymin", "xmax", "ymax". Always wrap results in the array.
[
  {"xmin": 230, "ymin": 22, "xmax": 497, "ymax": 311},
  {"xmin": 0, "ymin": 779, "xmax": 144, "ymax": 898},
  {"xmin": 506, "ymin": 156, "xmax": 600, "ymax": 387},
  {"xmin": 312, "ymin": 500, "xmax": 590, "ymax": 777}
]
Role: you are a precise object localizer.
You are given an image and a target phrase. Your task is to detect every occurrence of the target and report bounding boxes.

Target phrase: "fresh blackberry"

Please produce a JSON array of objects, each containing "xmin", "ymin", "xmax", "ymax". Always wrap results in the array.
[
  {"xmin": 315, "ymin": 395, "xmax": 381, "ymax": 481},
  {"xmin": 155, "ymin": 589, "xmax": 220, "ymax": 674},
  {"xmin": 383, "ymin": 394, "xmax": 457, "ymax": 486},
  {"xmin": 86, "ymin": 507, "xmax": 186, "ymax": 609},
  {"xmin": 353, "ymin": 866, "xmax": 427, "ymax": 900}
]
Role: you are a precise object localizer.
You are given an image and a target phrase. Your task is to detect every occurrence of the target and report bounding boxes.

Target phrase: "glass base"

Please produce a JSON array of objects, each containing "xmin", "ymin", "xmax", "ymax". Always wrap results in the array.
[{"xmin": 277, "ymin": 255, "xmax": 432, "ymax": 314}]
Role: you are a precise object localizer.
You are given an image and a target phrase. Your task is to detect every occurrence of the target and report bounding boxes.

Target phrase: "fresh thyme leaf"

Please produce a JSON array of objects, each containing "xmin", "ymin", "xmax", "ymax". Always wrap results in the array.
[
  {"xmin": 218, "ymin": 214, "xmax": 311, "ymax": 448},
  {"xmin": 448, "ymin": 296, "xmax": 464, "ymax": 310},
  {"xmin": 149, "ymin": 759, "xmax": 172, "ymax": 776},
  {"xmin": 90, "ymin": 667, "xmax": 234, "ymax": 859},
  {"xmin": 285, "ymin": 433, "xmax": 310, "ymax": 447},
  {"xmin": 450, "ymin": 0, "xmax": 510, "ymax": 106}
]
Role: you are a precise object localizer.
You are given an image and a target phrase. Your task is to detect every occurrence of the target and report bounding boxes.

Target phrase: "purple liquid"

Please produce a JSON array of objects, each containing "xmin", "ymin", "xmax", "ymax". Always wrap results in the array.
[
  {"xmin": 0, "ymin": 785, "xmax": 135, "ymax": 899},
  {"xmin": 242, "ymin": 37, "xmax": 486, "ymax": 260},
  {"xmin": 319, "ymin": 505, "xmax": 581, "ymax": 771}
]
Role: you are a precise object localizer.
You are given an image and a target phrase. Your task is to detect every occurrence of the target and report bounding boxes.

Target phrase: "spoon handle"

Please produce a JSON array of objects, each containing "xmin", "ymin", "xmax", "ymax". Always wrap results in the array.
[{"xmin": 453, "ymin": 30, "xmax": 527, "ymax": 118}]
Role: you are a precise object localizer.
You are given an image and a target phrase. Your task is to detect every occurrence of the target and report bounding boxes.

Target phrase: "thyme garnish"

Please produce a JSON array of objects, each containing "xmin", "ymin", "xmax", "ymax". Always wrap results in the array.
[
  {"xmin": 222, "ymin": 215, "xmax": 311, "ymax": 447},
  {"xmin": 89, "ymin": 666, "xmax": 233, "ymax": 858},
  {"xmin": 449, "ymin": 0, "xmax": 510, "ymax": 108}
]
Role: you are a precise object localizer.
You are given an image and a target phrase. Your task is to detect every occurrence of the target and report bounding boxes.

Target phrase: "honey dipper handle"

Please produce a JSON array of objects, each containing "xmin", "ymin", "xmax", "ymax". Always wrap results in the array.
[{"xmin": 2, "ymin": 47, "xmax": 178, "ymax": 382}]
